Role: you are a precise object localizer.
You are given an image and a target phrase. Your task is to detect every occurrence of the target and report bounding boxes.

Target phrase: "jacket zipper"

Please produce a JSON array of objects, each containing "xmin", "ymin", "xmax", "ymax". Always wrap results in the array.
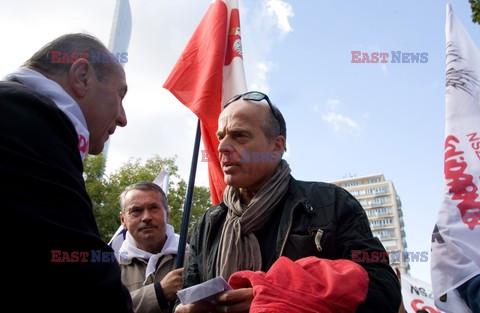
[
  {"xmin": 278, "ymin": 202, "xmax": 301, "ymax": 256},
  {"xmin": 204, "ymin": 212, "xmax": 215, "ymax": 281}
]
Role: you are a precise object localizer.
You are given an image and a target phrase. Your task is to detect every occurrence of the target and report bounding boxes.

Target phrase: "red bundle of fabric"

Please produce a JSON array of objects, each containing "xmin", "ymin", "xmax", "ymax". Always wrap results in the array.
[{"xmin": 229, "ymin": 256, "xmax": 369, "ymax": 313}]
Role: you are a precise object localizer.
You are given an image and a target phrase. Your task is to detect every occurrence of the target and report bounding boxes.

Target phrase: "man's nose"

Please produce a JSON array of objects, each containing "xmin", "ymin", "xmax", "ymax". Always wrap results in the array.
[
  {"xmin": 141, "ymin": 209, "xmax": 152, "ymax": 222},
  {"xmin": 218, "ymin": 138, "xmax": 241, "ymax": 163},
  {"xmin": 218, "ymin": 137, "xmax": 233, "ymax": 161},
  {"xmin": 218, "ymin": 138, "xmax": 228, "ymax": 154},
  {"xmin": 117, "ymin": 104, "xmax": 127, "ymax": 127}
]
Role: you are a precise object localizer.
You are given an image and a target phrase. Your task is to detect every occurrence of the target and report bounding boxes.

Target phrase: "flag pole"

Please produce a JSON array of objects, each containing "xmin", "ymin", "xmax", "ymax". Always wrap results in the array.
[
  {"xmin": 103, "ymin": 0, "xmax": 132, "ymax": 162},
  {"xmin": 176, "ymin": 119, "xmax": 201, "ymax": 268}
]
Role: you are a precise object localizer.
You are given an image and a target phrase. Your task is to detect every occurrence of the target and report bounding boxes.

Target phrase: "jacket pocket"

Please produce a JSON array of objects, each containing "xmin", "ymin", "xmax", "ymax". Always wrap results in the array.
[
  {"xmin": 284, "ymin": 233, "xmax": 322, "ymax": 259},
  {"xmin": 284, "ymin": 223, "xmax": 336, "ymax": 260}
]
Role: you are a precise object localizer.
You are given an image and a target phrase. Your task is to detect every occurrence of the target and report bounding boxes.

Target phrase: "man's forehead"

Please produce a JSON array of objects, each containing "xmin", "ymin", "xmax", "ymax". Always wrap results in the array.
[
  {"xmin": 125, "ymin": 189, "xmax": 160, "ymax": 201},
  {"xmin": 218, "ymin": 111, "xmax": 251, "ymax": 130},
  {"xmin": 218, "ymin": 100, "xmax": 266, "ymax": 126}
]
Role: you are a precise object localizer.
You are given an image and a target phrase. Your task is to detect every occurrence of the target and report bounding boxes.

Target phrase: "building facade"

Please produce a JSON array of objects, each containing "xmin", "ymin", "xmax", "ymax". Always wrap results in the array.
[{"xmin": 331, "ymin": 173, "xmax": 409, "ymax": 274}]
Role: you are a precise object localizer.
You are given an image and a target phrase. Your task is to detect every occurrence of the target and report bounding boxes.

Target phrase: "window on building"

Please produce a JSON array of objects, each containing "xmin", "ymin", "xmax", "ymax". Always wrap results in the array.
[{"xmin": 372, "ymin": 230, "xmax": 395, "ymax": 239}]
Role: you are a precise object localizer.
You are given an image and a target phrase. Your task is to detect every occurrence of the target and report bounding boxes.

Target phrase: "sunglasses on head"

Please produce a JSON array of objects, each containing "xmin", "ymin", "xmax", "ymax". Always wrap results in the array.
[{"xmin": 224, "ymin": 91, "xmax": 284, "ymax": 137}]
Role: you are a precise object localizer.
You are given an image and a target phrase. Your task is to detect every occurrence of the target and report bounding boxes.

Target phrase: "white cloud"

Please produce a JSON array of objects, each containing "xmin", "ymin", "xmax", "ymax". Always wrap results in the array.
[
  {"xmin": 264, "ymin": 0, "xmax": 294, "ymax": 34},
  {"xmin": 321, "ymin": 112, "xmax": 360, "ymax": 134},
  {"xmin": 249, "ymin": 62, "xmax": 271, "ymax": 93},
  {"xmin": 315, "ymin": 98, "xmax": 362, "ymax": 135},
  {"xmin": 326, "ymin": 98, "xmax": 340, "ymax": 111},
  {"xmin": 241, "ymin": 0, "xmax": 294, "ymax": 93}
]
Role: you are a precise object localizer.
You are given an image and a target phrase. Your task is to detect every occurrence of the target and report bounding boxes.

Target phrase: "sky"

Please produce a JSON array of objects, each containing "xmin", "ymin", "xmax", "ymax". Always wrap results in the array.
[{"xmin": 1, "ymin": 0, "xmax": 478, "ymax": 284}]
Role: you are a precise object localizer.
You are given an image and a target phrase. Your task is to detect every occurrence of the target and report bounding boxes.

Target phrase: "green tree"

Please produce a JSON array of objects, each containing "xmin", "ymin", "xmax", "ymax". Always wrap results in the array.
[
  {"xmin": 168, "ymin": 179, "xmax": 212, "ymax": 236},
  {"xmin": 470, "ymin": 0, "xmax": 480, "ymax": 25},
  {"xmin": 84, "ymin": 154, "xmax": 212, "ymax": 242},
  {"xmin": 83, "ymin": 152, "xmax": 107, "ymax": 213}
]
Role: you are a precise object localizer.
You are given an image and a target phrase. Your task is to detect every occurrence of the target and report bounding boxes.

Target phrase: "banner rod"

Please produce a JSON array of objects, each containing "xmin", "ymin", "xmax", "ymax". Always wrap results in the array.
[{"xmin": 175, "ymin": 119, "xmax": 201, "ymax": 268}]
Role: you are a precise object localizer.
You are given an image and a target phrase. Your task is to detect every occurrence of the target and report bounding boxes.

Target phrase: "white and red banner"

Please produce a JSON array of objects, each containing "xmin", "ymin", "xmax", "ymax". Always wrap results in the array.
[
  {"xmin": 163, "ymin": 0, "xmax": 247, "ymax": 205},
  {"xmin": 401, "ymin": 274, "xmax": 444, "ymax": 313},
  {"xmin": 430, "ymin": 4, "xmax": 480, "ymax": 313}
]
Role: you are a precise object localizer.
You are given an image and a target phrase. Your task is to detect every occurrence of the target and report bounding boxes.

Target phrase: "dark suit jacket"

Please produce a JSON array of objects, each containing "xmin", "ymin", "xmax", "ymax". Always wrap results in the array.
[{"xmin": 0, "ymin": 81, "xmax": 132, "ymax": 312}]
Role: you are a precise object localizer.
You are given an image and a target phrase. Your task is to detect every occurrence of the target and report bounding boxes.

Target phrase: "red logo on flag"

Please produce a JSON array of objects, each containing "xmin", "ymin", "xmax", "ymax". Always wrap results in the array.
[
  {"xmin": 444, "ymin": 135, "xmax": 480, "ymax": 230},
  {"xmin": 411, "ymin": 299, "xmax": 441, "ymax": 313},
  {"xmin": 224, "ymin": 9, "xmax": 242, "ymax": 66},
  {"xmin": 78, "ymin": 135, "xmax": 88, "ymax": 154}
]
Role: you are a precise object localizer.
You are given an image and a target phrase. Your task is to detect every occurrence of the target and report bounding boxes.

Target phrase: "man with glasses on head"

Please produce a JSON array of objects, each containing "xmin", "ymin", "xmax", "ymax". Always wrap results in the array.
[{"xmin": 174, "ymin": 91, "xmax": 401, "ymax": 313}]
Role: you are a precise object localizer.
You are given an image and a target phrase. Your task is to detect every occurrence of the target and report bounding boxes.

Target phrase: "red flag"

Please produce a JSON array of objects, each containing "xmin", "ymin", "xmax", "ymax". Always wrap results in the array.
[{"xmin": 164, "ymin": 0, "xmax": 247, "ymax": 205}]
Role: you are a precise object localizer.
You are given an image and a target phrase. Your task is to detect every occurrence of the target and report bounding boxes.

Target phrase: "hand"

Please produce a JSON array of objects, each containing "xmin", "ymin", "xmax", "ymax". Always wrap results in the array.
[
  {"xmin": 174, "ymin": 288, "xmax": 253, "ymax": 313},
  {"xmin": 160, "ymin": 267, "xmax": 184, "ymax": 301},
  {"xmin": 215, "ymin": 288, "xmax": 253, "ymax": 313},
  {"xmin": 174, "ymin": 301, "xmax": 215, "ymax": 313}
]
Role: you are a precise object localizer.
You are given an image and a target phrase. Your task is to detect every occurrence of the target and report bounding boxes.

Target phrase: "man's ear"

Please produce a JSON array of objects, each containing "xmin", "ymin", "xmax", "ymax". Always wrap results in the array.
[
  {"xmin": 120, "ymin": 211, "xmax": 127, "ymax": 230},
  {"xmin": 273, "ymin": 135, "xmax": 286, "ymax": 153},
  {"xmin": 68, "ymin": 59, "xmax": 93, "ymax": 98}
]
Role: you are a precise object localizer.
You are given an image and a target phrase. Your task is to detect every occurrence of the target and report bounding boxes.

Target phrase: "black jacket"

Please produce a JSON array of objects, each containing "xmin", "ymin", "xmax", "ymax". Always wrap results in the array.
[
  {"xmin": 0, "ymin": 81, "xmax": 133, "ymax": 312},
  {"xmin": 182, "ymin": 176, "xmax": 401, "ymax": 312}
]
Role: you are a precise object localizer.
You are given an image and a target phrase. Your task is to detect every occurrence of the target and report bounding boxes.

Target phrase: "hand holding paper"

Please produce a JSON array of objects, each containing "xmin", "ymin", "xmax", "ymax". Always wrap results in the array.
[
  {"xmin": 215, "ymin": 288, "xmax": 254, "ymax": 312},
  {"xmin": 177, "ymin": 276, "xmax": 232, "ymax": 305}
]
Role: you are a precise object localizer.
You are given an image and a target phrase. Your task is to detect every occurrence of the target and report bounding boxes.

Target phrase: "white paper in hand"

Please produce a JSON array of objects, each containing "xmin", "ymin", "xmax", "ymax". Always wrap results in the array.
[{"xmin": 177, "ymin": 276, "xmax": 232, "ymax": 305}]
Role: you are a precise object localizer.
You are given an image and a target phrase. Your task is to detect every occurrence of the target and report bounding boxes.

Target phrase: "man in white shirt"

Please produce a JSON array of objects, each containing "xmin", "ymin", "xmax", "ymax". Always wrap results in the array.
[{"xmin": 119, "ymin": 182, "xmax": 185, "ymax": 313}]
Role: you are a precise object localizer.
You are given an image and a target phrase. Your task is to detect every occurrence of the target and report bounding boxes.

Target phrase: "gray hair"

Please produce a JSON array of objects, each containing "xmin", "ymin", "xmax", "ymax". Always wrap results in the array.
[
  {"xmin": 23, "ymin": 33, "xmax": 116, "ymax": 82},
  {"xmin": 261, "ymin": 103, "xmax": 287, "ymax": 152},
  {"xmin": 119, "ymin": 182, "xmax": 168, "ymax": 212}
]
